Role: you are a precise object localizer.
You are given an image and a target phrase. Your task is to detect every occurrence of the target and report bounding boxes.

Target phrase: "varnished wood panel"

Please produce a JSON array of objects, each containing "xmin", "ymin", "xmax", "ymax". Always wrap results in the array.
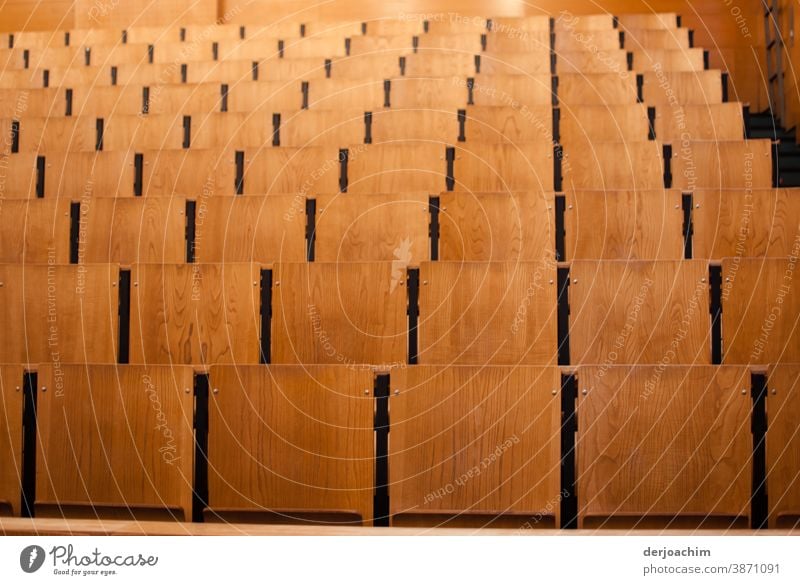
[
  {"xmin": 0, "ymin": 198, "xmax": 70, "ymax": 263},
  {"xmin": 560, "ymin": 104, "xmax": 650, "ymax": 145},
  {"xmin": 246, "ymin": 147, "xmax": 340, "ymax": 194},
  {"xmin": 143, "ymin": 150, "xmax": 236, "ymax": 197},
  {"xmin": 455, "ymin": 142, "xmax": 554, "ymax": 191},
  {"xmin": 722, "ymin": 258, "xmax": 800, "ymax": 364},
  {"xmin": 570, "ymin": 260, "xmax": 711, "ymax": 364},
  {"xmin": 130, "ymin": 263, "xmax": 260, "ymax": 365},
  {"xmin": 672, "ymin": 140, "xmax": 772, "ymax": 190},
  {"xmin": 279, "ymin": 110, "xmax": 364, "ymax": 147},
  {"xmin": 655, "ymin": 103, "xmax": 744, "ymax": 141},
  {"xmin": 272, "ymin": 262, "xmax": 406, "ymax": 365},
  {"xmin": 36, "ymin": 364, "xmax": 194, "ymax": 520},
  {"xmin": 348, "ymin": 143, "xmax": 447, "ymax": 193},
  {"xmin": 315, "ymin": 192, "xmax": 429, "ymax": 262},
  {"xmin": 0, "ymin": 365, "xmax": 23, "ymax": 516},
  {"xmin": 471, "ymin": 75, "xmax": 552, "ymax": 107},
  {"xmin": 207, "ymin": 365, "xmax": 374, "ymax": 524},
  {"xmin": 632, "ymin": 48, "xmax": 706, "ymax": 72},
  {"xmin": 391, "ymin": 78, "xmax": 468, "ymax": 109},
  {"xmin": 577, "ymin": 365, "xmax": 752, "ymax": 528},
  {"xmin": 562, "ymin": 141, "xmax": 664, "ymax": 190},
  {"xmin": 371, "ymin": 109, "xmax": 458, "ymax": 143},
  {"xmin": 555, "ymin": 30, "xmax": 621, "ymax": 52},
  {"xmin": 419, "ymin": 261, "xmax": 558, "ymax": 365},
  {"xmin": 767, "ymin": 364, "xmax": 800, "ymax": 528},
  {"xmin": 643, "ymin": 71, "xmax": 723, "ymax": 105},
  {"xmin": 439, "ymin": 191, "xmax": 555, "ymax": 261},
  {"xmin": 390, "ymin": 365, "xmax": 561, "ymax": 527},
  {"xmin": 565, "ymin": 189, "xmax": 683, "ymax": 260},
  {"xmin": 463, "ymin": 106, "xmax": 552, "ymax": 144},
  {"xmin": 479, "ymin": 52, "xmax": 551, "ymax": 76},
  {"xmin": 0, "ymin": 264, "xmax": 119, "ymax": 364},
  {"xmin": 556, "ymin": 49, "xmax": 630, "ymax": 75},
  {"xmin": 559, "ymin": 73, "xmax": 639, "ymax": 105}
]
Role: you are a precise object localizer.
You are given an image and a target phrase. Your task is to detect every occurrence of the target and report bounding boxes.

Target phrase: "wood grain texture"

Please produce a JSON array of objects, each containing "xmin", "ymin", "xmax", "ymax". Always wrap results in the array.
[
  {"xmin": 36, "ymin": 364, "xmax": 194, "ymax": 520},
  {"xmin": 81, "ymin": 197, "xmax": 186, "ymax": 264},
  {"xmin": 309, "ymin": 79, "xmax": 385, "ymax": 109},
  {"xmin": 672, "ymin": 140, "xmax": 773, "ymax": 190},
  {"xmin": 390, "ymin": 78, "xmax": 467, "ymax": 110},
  {"xmin": 767, "ymin": 364, "xmax": 800, "ymax": 528},
  {"xmin": 45, "ymin": 152, "xmax": 135, "ymax": 198},
  {"xmin": 0, "ymin": 264, "xmax": 119, "ymax": 364},
  {"xmin": 694, "ymin": 189, "xmax": 800, "ymax": 259},
  {"xmin": 559, "ymin": 73, "xmax": 639, "ymax": 105},
  {"xmin": 479, "ymin": 52, "xmax": 551, "ymax": 76},
  {"xmin": 418, "ymin": 261, "xmax": 558, "ymax": 365},
  {"xmin": 570, "ymin": 260, "xmax": 711, "ymax": 364},
  {"xmin": 625, "ymin": 28, "xmax": 691, "ymax": 50},
  {"xmin": 560, "ymin": 104, "xmax": 650, "ymax": 144},
  {"xmin": 279, "ymin": 110, "xmax": 365, "ymax": 147},
  {"xmin": 632, "ymin": 48, "xmax": 706, "ymax": 72},
  {"xmin": 390, "ymin": 365, "xmax": 561, "ymax": 527},
  {"xmin": 565, "ymin": 189, "xmax": 684, "ymax": 260},
  {"xmin": 348, "ymin": 143, "xmax": 447, "ymax": 193},
  {"xmin": 130, "ymin": 263, "xmax": 261, "ymax": 365},
  {"xmin": 315, "ymin": 192, "xmax": 429, "ymax": 262},
  {"xmin": 556, "ymin": 50, "xmax": 630, "ymax": 75},
  {"xmin": 0, "ymin": 198, "xmax": 70, "ymax": 263},
  {"xmin": 439, "ymin": 191, "xmax": 555, "ymax": 261},
  {"xmin": 247, "ymin": 147, "xmax": 340, "ymax": 194},
  {"xmin": 643, "ymin": 71, "xmax": 723, "ymax": 105},
  {"xmin": 471, "ymin": 75, "xmax": 552, "ymax": 107},
  {"xmin": 207, "ymin": 365, "xmax": 374, "ymax": 524},
  {"xmin": 463, "ymin": 106, "xmax": 552, "ymax": 144},
  {"xmin": 0, "ymin": 365, "xmax": 23, "ymax": 516},
  {"xmin": 655, "ymin": 103, "xmax": 744, "ymax": 141},
  {"xmin": 555, "ymin": 30, "xmax": 621, "ymax": 52},
  {"xmin": 371, "ymin": 109, "xmax": 459, "ymax": 143},
  {"xmin": 143, "ymin": 150, "xmax": 235, "ymax": 197},
  {"xmin": 722, "ymin": 258, "xmax": 800, "ymax": 364},
  {"xmin": 403, "ymin": 53, "xmax": 476, "ymax": 77},
  {"xmin": 562, "ymin": 141, "xmax": 664, "ymax": 190},
  {"xmin": 455, "ymin": 141, "xmax": 554, "ymax": 191},
  {"xmin": 272, "ymin": 262, "xmax": 406, "ymax": 365},
  {"xmin": 577, "ymin": 365, "xmax": 752, "ymax": 527},
  {"xmin": 193, "ymin": 195, "xmax": 305, "ymax": 263}
]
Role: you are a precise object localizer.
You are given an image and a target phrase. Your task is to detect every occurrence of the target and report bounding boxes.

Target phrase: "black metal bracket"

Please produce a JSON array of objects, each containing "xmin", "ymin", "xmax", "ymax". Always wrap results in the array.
[
  {"xmin": 663, "ymin": 144, "xmax": 673, "ymax": 189},
  {"xmin": 364, "ymin": 111, "xmax": 373, "ymax": 144},
  {"xmin": 619, "ymin": 31, "xmax": 625, "ymax": 49},
  {"xmin": 324, "ymin": 59, "xmax": 331, "ymax": 78},
  {"xmin": 278, "ymin": 39, "xmax": 284, "ymax": 58},
  {"xmin": 480, "ymin": 33, "xmax": 487, "ymax": 51},
  {"xmin": 612, "ymin": 15, "xmax": 619, "ymax": 28},
  {"xmin": 118, "ymin": 269, "xmax": 131, "ymax": 364},
  {"xmin": 180, "ymin": 27, "xmax": 186, "ymax": 42},
  {"xmin": 647, "ymin": 106, "xmax": 656, "ymax": 140},
  {"xmin": 466, "ymin": 77, "xmax": 475, "ymax": 105},
  {"xmin": 361, "ymin": 22, "xmax": 367, "ymax": 34},
  {"xmin": 682, "ymin": 192, "xmax": 694, "ymax": 259},
  {"xmin": 192, "ymin": 373, "xmax": 209, "ymax": 523},
  {"xmin": 383, "ymin": 79, "xmax": 391, "ymax": 107},
  {"xmin": 220, "ymin": 84, "xmax": 229, "ymax": 112},
  {"xmin": 111, "ymin": 66, "xmax": 118, "ymax": 86},
  {"xmin": 21, "ymin": 371, "xmax": 37, "ymax": 518},
  {"xmin": 8, "ymin": 34, "xmax": 13, "ymax": 49},
  {"xmin": 141, "ymin": 86, "xmax": 149, "ymax": 114},
  {"xmin": 429, "ymin": 195, "xmax": 440, "ymax": 261},
  {"xmin": 305, "ymin": 198, "xmax": 316, "ymax": 261},
  {"xmin": 36, "ymin": 155, "xmax": 45, "ymax": 198},
  {"xmin": 84, "ymin": 47, "xmax": 91, "ymax": 66},
  {"xmin": 300, "ymin": 24, "xmax": 305, "ymax": 37},
  {"xmin": 722, "ymin": 72, "xmax": 729, "ymax": 102},
  {"xmin": 557, "ymin": 266, "xmax": 571, "ymax": 365},
  {"xmin": 398, "ymin": 56, "xmax": 406, "ymax": 76},
  {"xmin": 445, "ymin": 146, "xmax": 455, "ymax": 191},
  {"xmin": 240, "ymin": 26, "xmax": 246, "ymax": 39},
  {"xmin": 185, "ymin": 200, "xmax": 196, "ymax": 263},
  {"xmin": 423, "ymin": 20, "xmax": 429, "ymax": 33},
  {"xmin": 94, "ymin": 117, "xmax": 104, "ymax": 151},
  {"xmin": 65, "ymin": 88, "xmax": 73, "ymax": 116},
  {"xmin": 148, "ymin": 44, "xmax": 154, "ymax": 64},
  {"xmin": 553, "ymin": 144, "xmax": 563, "ymax": 192},
  {"xmin": 345, "ymin": 38, "xmax": 351, "ymax": 56},
  {"xmin": 636, "ymin": 74, "xmax": 644, "ymax": 103},
  {"xmin": 272, "ymin": 113, "xmax": 281, "ymax": 146},
  {"xmin": 69, "ymin": 201, "xmax": 80, "ymax": 263},
  {"xmin": 551, "ymin": 76, "xmax": 559, "ymax": 106},
  {"xmin": 743, "ymin": 105, "xmax": 751, "ymax": 139},
  {"xmin": 301, "ymin": 81, "xmax": 309, "ymax": 109},
  {"xmin": 42, "ymin": 69, "xmax": 49, "ymax": 88},
  {"xmin": 457, "ymin": 109, "xmax": 466, "ymax": 142},
  {"xmin": 555, "ymin": 194, "xmax": 566, "ymax": 261},
  {"xmin": 751, "ymin": 373, "xmax": 768, "ymax": 529},
  {"xmin": 23, "ymin": 49, "xmax": 29, "ymax": 69},
  {"xmin": 373, "ymin": 373, "xmax": 390, "ymax": 527},
  {"xmin": 235, "ymin": 150, "xmax": 245, "ymax": 195},
  {"xmin": 260, "ymin": 269, "xmax": 273, "ymax": 364},
  {"xmin": 134, "ymin": 153, "xmax": 143, "ymax": 196},
  {"xmin": 560, "ymin": 373, "xmax": 578, "ymax": 529},
  {"xmin": 412, "ymin": 35, "xmax": 419, "ymax": 53},
  {"xmin": 212, "ymin": 42, "xmax": 218, "ymax": 61},
  {"xmin": 772, "ymin": 141, "xmax": 780, "ymax": 188},
  {"xmin": 407, "ymin": 268, "xmax": 420, "ymax": 364},
  {"xmin": 182, "ymin": 115, "xmax": 191, "ymax": 149},
  {"xmin": 688, "ymin": 29, "xmax": 695, "ymax": 48},
  {"xmin": 486, "ymin": 18, "xmax": 493, "ymax": 31},
  {"xmin": 709, "ymin": 265, "xmax": 722, "ymax": 364},
  {"xmin": 339, "ymin": 148, "xmax": 349, "ymax": 192},
  {"xmin": 251, "ymin": 61, "xmax": 259, "ymax": 81},
  {"xmin": 474, "ymin": 54, "xmax": 481, "ymax": 74},
  {"xmin": 10, "ymin": 120, "xmax": 19, "ymax": 153},
  {"xmin": 703, "ymin": 50, "xmax": 710, "ymax": 70},
  {"xmin": 627, "ymin": 52, "xmax": 634, "ymax": 71}
]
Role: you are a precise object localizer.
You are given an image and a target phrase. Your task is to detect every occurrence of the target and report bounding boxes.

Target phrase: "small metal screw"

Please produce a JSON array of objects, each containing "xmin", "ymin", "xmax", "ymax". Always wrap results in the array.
[
  {"xmin": 276, "ymin": 281, "xmax": 281, "ymax": 286},
  {"xmin": 423, "ymin": 280, "xmax": 428, "ymax": 285},
  {"xmin": 573, "ymin": 279, "xmax": 578, "ymax": 284},
  {"xmin": 568, "ymin": 205, "xmax": 573, "ymax": 210},
  {"xmin": 701, "ymin": 278, "xmax": 706, "ymax": 283},
  {"xmin": 253, "ymin": 281, "xmax": 258, "ymax": 286},
  {"xmin": 772, "ymin": 388, "xmax": 777, "ymax": 395},
  {"xmin": 212, "ymin": 388, "xmax": 219, "ymax": 394},
  {"xmin": 741, "ymin": 389, "xmax": 747, "ymax": 395},
  {"xmin": 133, "ymin": 281, "xmax": 139, "ymax": 287},
  {"xmin": 551, "ymin": 389, "xmax": 557, "ymax": 395},
  {"xmin": 695, "ymin": 204, "xmax": 700, "ymax": 209},
  {"xmin": 15, "ymin": 386, "xmax": 20, "ymax": 392},
  {"xmin": 581, "ymin": 389, "xmax": 588, "ymax": 395},
  {"xmin": 41, "ymin": 386, "xmax": 47, "ymax": 392},
  {"xmin": 184, "ymin": 388, "xmax": 190, "ymax": 394},
  {"xmin": 364, "ymin": 389, "xmax": 370, "ymax": 395},
  {"xmin": 549, "ymin": 279, "xmax": 554, "ymax": 284},
  {"xmin": 674, "ymin": 204, "xmax": 679, "ymax": 209},
  {"xmin": 394, "ymin": 389, "xmax": 400, "ymax": 395}
]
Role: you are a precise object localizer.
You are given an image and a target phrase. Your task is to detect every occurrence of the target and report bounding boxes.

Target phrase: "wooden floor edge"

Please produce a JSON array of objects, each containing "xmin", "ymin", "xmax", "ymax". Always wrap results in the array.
[{"xmin": 1, "ymin": 518, "xmax": 799, "ymax": 536}]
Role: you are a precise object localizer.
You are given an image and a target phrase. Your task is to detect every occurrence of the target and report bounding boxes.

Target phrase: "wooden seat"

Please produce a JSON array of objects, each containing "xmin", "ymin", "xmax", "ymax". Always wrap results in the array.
[
  {"xmin": 454, "ymin": 142, "xmax": 555, "ymax": 191},
  {"xmin": 80, "ymin": 197, "xmax": 186, "ymax": 263},
  {"xmin": 0, "ymin": 198, "xmax": 70, "ymax": 263},
  {"xmin": 0, "ymin": 365, "xmax": 23, "ymax": 516},
  {"xmin": 143, "ymin": 150, "xmax": 236, "ymax": 196},
  {"xmin": 36, "ymin": 364, "xmax": 194, "ymax": 521},
  {"xmin": 418, "ymin": 261, "xmax": 558, "ymax": 365},
  {"xmin": 766, "ymin": 364, "xmax": 800, "ymax": 528},
  {"xmin": 643, "ymin": 71, "xmax": 723, "ymax": 105},
  {"xmin": 558, "ymin": 73, "xmax": 639, "ymax": 105},
  {"xmin": 391, "ymin": 78, "xmax": 468, "ymax": 109},
  {"xmin": 485, "ymin": 30, "xmax": 550, "ymax": 52},
  {"xmin": 193, "ymin": 195, "xmax": 306, "ymax": 263},
  {"xmin": 555, "ymin": 30, "xmax": 621, "ymax": 52},
  {"xmin": 390, "ymin": 365, "xmax": 561, "ymax": 528},
  {"xmin": 418, "ymin": 33, "xmax": 484, "ymax": 53},
  {"xmin": 370, "ymin": 109, "xmax": 458, "ymax": 143},
  {"xmin": 329, "ymin": 54, "xmax": 401, "ymax": 78},
  {"xmin": 618, "ymin": 13, "xmax": 680, "ymax": 29},
  {"xmin": 671, "ymin": 140, "xmax": 772, "ymax": 190},
  {"xmin": 402, "ymin": 53, "xmax": 477, "ymax": 77},
  {"xmin": 553, "ymin": 13, "xmax": 615, "ymax": 31},
  {"xmin": 348, "ymin": 35, "xmax": 413, "ymax": 56},
  {"xmin": 462, "ymin": 106, "xmax": 553, "ymax": 143},
  {"xmin": 438, "ymin": 191, "xmax": 555, "ymax": 261},
  {"xmin": 479, "ymin": 52, "xmax": 551, "ymax": 75},
  {"xmin": 577, "ymin": 365, "xmax": 752, "ymax": 529},
  {"xmin": 130, "ymin": 263, "xmax": 260, "ymax": 365},
  {"xmin": 560, "ymin": 104, "xmax": 650, "ymax": 145},
  {"xmin": 570, "ymin": 260, "xmax": 710, "ymax": 364},
  {"xmin": 565, "ymin": 190, "xmax": 684, "ymax": 260},
  {"xmin": 242, "ymin": 146, "xmax": 340, "ymax": 194},
  {"xmin": 655, "ymin": 103, "xmax": 744, "ymax": 141},
  {"xmin": 0, "ymin": 264, "xmax": 119, "ymax": 364},
  {"xmin": 556, "ymin": 49, "xmax": 630, "ymax": 75},
  {"xmin": 206, "ymin": 365, "xmax": 374, "ymax": 525},
  {"xmin": 314, "ymin": 192, "xmax": 430, "ymax": 262},
  {"xmin": 471, "ymin": 75, "xmax": 552, "ymax": 107},
  {"xmin": 693, "ymin": 189, "xmax": 800, "ymax": 259},
  {"xmin": 632, "ymin": 48, "xmax": 706, "ymax": 72},
  {"xmin": 268, "ymin": 110, "xmax": 365, "ymax": 147},
  {"xmin": 624, "ymin": 28, "xmax": 691, "ymax": 50},
  {"xmin": 272, "ymin": 262, "xmax": 406, "ymax": 365},
  {"xmin": 348, "ymin": 143, "xmax": 447, "ymax": 193},
  {"xmin": 722, "ymin": 258, "xmax": 800, "ymax": 364},
  {"xmin": 309, "ymin": 79, "xmax": 385, "ymax": 110},
  {"xmin": 562, "ymin": 141, "xmax": 664, "ymax": 190},
  {"xmin": 8, "ymin": 116, "xmax": 95, "ymax": 153}
]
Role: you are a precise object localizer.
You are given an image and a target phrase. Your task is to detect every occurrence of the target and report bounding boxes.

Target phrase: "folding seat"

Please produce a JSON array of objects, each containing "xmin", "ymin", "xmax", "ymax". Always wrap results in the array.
[
  {"xmin": 631, "ymin": 48, "xmax": 706, "ymax": 72},
  {"xmin": 280, "ymin": 37, "xmax": 349, "ymax": 59},
  {"xmin": 418, "ymin": 261, "xmax": 558, "ymax": 364},
  {"xmin": 570, "ymin": 260, "xmax": 711, "ymax": 364},
  {"xmin": 390, "ymin": 78, "xmax": 468, "ymax": 109},
  {"xmin": 308, "ymin": 78, "xmax": 385, "ymax": 110},
  {"xmin": 479, "ymin": 51, "xmax": 551, "ymax": 75},
  {"xmin": 671, "ymin": 140, "xmax": 772, "ymax": 190},
  {"xmin": 418, "ymin": 33, "xmax": 484, "ymax": 53},
  {"xmin": 438, "ymin": 191, "xmax": 555, "ymax": 261},
  {"xmin": 554, "ymin": 29, "xmax": 622, "ymax": 52},
  {"xmin": 35, "ymin": 364, "xmax": 194, "ymax": 520},
  {"xmin": 192, "ymin": 195, "xmax": 306, "ymax": 263},
  {"xmin": 562, "ymin": 141, "xmax": 664, "ymax": 190},
  {"xmin": 7, "ymin": 116, "xmax": 93, "ymax": 153},
  {"xmin": 206, "ymin": 365, "xmax": 374, "ymax": 525},
  {"xmin": 347, "ymin": 142, "xmax": 448, "ymax": 193},
  {"xmin": 0, "ymin": 152, "xmax": 41, "ymax": 198},
  {"xmin": 206, "ymin": 80, "xmax": 303, "ymax": 113},
  {"xmin": 79, "ymin": 197, "xmax": 186, "ymax": 263},
  {"xmin": 78, "ymin": 85, "xmax": 150, "ymax": 116},
  {"xmin": 182, "ymin": 23, "xmax": 242, "ymax": 42},
  {"xmin": 390, "ymin": 365, "xmax": 561, "ymax": 528},
  {"xmin": 693, "ymin": 188, "xmax": 800, "ymax": 259},
  {"xmin": 642, "ymin": 71, "xmax": 723, "ymax": 105},
  {"xmin": 558, "ymin": 73, "xmax": 639, "ymax": 105},
  {"xmin": 766, "ymin": 364, "xmax": 800, "ymax": 528},
  {"xmin": 722, "ymin": 257, "xmax": 800, "ymax": 364},
  {"xmin": 363, "ymin": 19, "xmax": 424, "ymax": 36},
  {"xmin": 471, "ymin": 75, "xmax": 553, "ymax": 107},
  {"xmin": 576, "ymin": 365, "xmax": 752, "ymax": 528},
  {"xmin": 0, "ymin": 365, "xmax": 23, "ymax": 516},
  {"xmin": 426, "ymin": 17, "xmax": 489, "ymax": 34},
  {"xmin": 314, "ymin": 192, "xmax": 430, "ymax": 262},
  {"xmin": 654, "ymin": 103, "xmax": 744, "ymax": 141},
  {"xmin": 553, "ymin": 13, "xmax": 615, "ymax": 31},
  {"xmin": 462, "ymin": 105, "xmax": 553, "ymax": 144},
  {"xmin": 244, "ymin": 146, "xmax": 341, "ymax": 194},
  {"xmin": 328, "ymin": 54, "xmax": 400, "ymax": 79},
  {"xmin": 293, "ymin": 21, "xmax": 363, "ymax": 38},
  {"xmin": 102, "ymin": 114, "xmax": 185, "ymax": 151},
  {"xmin": 183, "ymin": 60, "xmax": 259, "ymax": 84},
  {"xmin": 402, "ymin": 53, "xmax": 477, "ymax": 77},
  {"xmin": 0, "ymin": 198, "xmax": 70, "ymax": 263},
  {"xmin": 348, "ymin": 35, "xmax": 414, "ymax": 56},
  {"xmin": 107, "ymin": 63, "xmax": 183, "ymax": 86},
  {"xmin": 486, "ymin": 30, "xmax": 551, "ymax": 52},
  {"xmin": 555, "ymin": 49, "xmax": 630, "ymax": 75},
  {"xmin": 141, "ymin": 149, "xmax": 234, "ymax": 196},
  {"xmin": 127, "ymin": 26, "xmax": 181, "ymax": 44},
  {"xmin": 20, "ymin": 47, "xmax": 82, "ymax": 69},
  {"xmin": 278, "ymin": 109, "xmax": 364, "ymax": 147},
  {"xmin": 42, "ymin": 151, "xmax": 136, "ymax": 197},
  {"xmin": 455, "ymin": 141, "xmax": 555, "ymax": 192},
  {"xmin": 560, "ymin": 104, "xmax": 651, "ymax": 145},
  {"xmin": 491, "ymin": 16, "xmax": 550, "ymax": 32},
  {"xmin": 0, "ymin": 88, "xmax": 63, "ymax": 118},
  {"xmin": 370, "ymin": 109, "xmax": 458, "ymax": 143},
  {"xmin": 272, "ymin": 262, "xmax": 407, "ymax": 365},
  {"xmin": 625, "ymin": 28, "xmax": 691, "ymax": 50},
  {"xmin": 565, "ymin": 190, "xmax": 684, "ymax": 260},
  {"xmin": 0, "ymin": 264, "xmax": 120, "ymax": 364},
  {"xmin": 130, "ymin": 263, "xmax": 261, "ymax": 365},
  {"xmin": 618, "ymin": 13, "xmax": 680, "ymax": 29}
]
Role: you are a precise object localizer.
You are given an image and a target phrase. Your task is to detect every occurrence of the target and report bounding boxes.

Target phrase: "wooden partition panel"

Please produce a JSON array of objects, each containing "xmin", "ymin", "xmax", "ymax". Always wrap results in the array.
[
  {"xmin": 371, "ymin": 109, "xmax": 459, "ymax": 143},
  {"xmin": 0, "ymin": 365, "xmax": 23, "ymax": 517},
  {"xmin": 418, "ymin": 261, "xmax": 558, "ymax": 365},
  {"xmin": 722, "ymin": 258, "xmax": 800, "ymax": 364},
  {"xmin": 562, "ymin": 141, "xmax": 663, "ymax": 190},
  {"xmin": 143, "ymin": 150, "xmax": 236, "ymax": 197},
  {"xmin": 454, "ymin": 142, "xmax": 554, "ymax": 191},
  {"xmin": 390, "ymin": 365, "xmax": 561, "ymax": 528},
  {"xmin": 560, "ymin": 104, "xmax": 650, "ymax": 144},
  {"xmin": 0, "ymin": 198, "xmax": 70, "ymax": 263},
  {"xmin": 577, "ymin": 365, "xmax": 752, "ymax": 528},
  {"xmin": 207, "ymin": 365, "xmax": 374, "ymax": 525},
  {"xmin": 643, "ymin": 71, "xmax": 723, "ymax": 105},
  {"xmin": 632, "ymin": 48, "xmax": 706, "ymax": 72},
  {"xmin": 556, "ymin": 50, "xmax": 630, "ymax": 75},
  {"xmin": 272, "ymin": 262, "xmax": 406, "ymax": 365},
  {"xmin": 655, "ymin": 103, "xmax": 745, "ymax": 141},
  {"xmin": 36, "ymin": 364, "xmax": 194, "ymax": 520},
  {"xmin": 766, "ymin": 364, "xmax": 800, "ymax": 528},
  {"xmin": 348, "ymin": 143, "xmax": 447, "ymax": 193},
  {"xmin": 671, "ymin": 140, "xmax": 772, "ymax": 190},
  {"xmin": 0, "ymin": 264, "xmax": 119, "ymax": 364},
  {"xmin": 570, "ymin": 260, "xmax": 710, "ymax": 365},
  {"xmin": 559, "ymin": 74, "xmax": 639, "ymax": 105},
  {"xmin": 439, "ymin": 191, "xmax": 555, "ymax": 261},
  {"xmin": 130, "ymin": 263, "xmax": 260, "ymax": 365},
  {"xmin": 462, "ymin": 106, "xmax": 552, "ymax": 144},
  {"xmin": 480, "ymin": 52, "xmax": 551, "ymax": 76},
  {"xmin": 246, "ymin": 147, "xmax": 341, "ymax": 194}
]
